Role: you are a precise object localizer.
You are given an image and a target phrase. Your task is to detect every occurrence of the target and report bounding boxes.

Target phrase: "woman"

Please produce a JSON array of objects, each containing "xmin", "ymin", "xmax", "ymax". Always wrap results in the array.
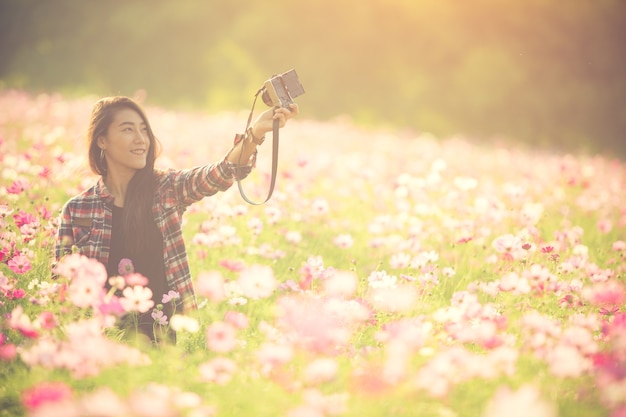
[{"xmin": 56, "ymin": 96, "xmax": 298, "ymax": 342}]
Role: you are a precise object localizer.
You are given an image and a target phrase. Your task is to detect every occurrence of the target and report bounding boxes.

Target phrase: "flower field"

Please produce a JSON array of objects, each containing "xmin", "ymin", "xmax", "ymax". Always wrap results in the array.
[{"xmin": 1, "ymin": 89, "xmax": 625, "ymax": 417}]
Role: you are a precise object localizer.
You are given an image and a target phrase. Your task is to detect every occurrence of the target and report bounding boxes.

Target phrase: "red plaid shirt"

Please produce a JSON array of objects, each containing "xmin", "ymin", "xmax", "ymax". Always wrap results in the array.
[{"xmin": 56, "ymin": 137, "xmax": 254, "ymax": 312}]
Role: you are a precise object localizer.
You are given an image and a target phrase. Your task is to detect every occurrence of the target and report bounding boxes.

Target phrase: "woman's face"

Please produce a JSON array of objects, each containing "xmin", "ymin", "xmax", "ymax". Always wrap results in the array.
[{"xmin": 98, "ymin": 108, "xmax": 151, "ymax": 177}]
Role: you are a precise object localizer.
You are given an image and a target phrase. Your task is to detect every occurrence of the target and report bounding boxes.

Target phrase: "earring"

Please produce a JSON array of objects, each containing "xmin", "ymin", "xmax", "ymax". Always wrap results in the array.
[{"xmin": 100, "ymin": 149, "xmax": 105, "ymax": 161}]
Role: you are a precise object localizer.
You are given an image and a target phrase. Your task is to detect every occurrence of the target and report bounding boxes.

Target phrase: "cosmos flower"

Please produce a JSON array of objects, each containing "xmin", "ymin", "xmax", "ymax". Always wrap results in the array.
[
  {"xmin": 195, "ymin": 270, "xmax": 226, "ymax": 302},
  {"xmin": 206, "ymin": 321, "xmax": 238, "ymax": 353},
  {"xmin": 482, "ymin": 385, "xmax": 556, "ymax": 417},
  {"xmin": 8, "ymin": 254, "xmax": 31, "ymax": 274},
  {"xmin": 117, "ymin": 258, "xmax": 134, "ymax": 276},
  {"xmin": 237, "ymin": 264, "xmax": 277, "ymax": 300},
  {"xmin": 21, "ymin": 382, "xmax": 73, "ymax": 412},
  {"xmin": 151, "ymin": 309, "xmax": 168, "ymax": 326},
  {"xmin": 199, "ymin": 357, "xmax": 237, "ymax": 385},
  {"xmin": 162, "ymin": 290, "xmax": 180, "ymax": 304},
  {"xmin": 120, "ymin": 286, "xmax": 154, "ymax": 313},
  {"xmin": 169, "ymin": 315, "xmax": 200, "ymax": 333}
]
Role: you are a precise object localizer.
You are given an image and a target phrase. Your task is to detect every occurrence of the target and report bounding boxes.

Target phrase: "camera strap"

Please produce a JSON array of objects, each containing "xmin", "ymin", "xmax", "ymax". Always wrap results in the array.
[{"xmin": 236, "ymin": 88, "xmax": 280, "ymax": 205}]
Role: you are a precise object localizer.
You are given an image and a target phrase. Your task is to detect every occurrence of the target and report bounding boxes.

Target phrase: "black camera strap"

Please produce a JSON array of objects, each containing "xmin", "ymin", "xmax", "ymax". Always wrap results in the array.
[{"xmin": 236, "ymin": 88, "xmax": 280, "ymax": 205}]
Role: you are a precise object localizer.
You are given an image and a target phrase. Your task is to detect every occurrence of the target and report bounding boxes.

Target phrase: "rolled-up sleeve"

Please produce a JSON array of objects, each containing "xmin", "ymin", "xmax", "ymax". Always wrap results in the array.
[
  {"xmin": 170, "ymin": 144, "xmax": 256, "ymax": 206},
  {"xmin": 228, "ymin": 132, "xmax": 257, "ymax": 180}
]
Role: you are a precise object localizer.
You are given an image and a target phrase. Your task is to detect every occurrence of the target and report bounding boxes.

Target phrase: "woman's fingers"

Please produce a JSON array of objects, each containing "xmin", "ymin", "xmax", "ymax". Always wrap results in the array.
[
  {"xmin": 254, "ymin": 104, "xmax": 299, "ymax": 134},
  {"xmin": 271, "ymin": 104, "xmax": 298, "ymax": 128}
]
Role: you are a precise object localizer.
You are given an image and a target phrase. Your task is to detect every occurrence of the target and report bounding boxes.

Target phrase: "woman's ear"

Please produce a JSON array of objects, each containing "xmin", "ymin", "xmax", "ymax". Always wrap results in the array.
[{"xmin": 97, "ymin": 136, "xmax": 106, "ymax": 150}]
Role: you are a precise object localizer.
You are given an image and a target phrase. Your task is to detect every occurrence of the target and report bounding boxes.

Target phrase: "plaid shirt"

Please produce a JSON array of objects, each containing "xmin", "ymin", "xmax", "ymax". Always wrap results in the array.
[{"xmin": 56, "ymin": 136, "xmax": 254, "ymax": 313}]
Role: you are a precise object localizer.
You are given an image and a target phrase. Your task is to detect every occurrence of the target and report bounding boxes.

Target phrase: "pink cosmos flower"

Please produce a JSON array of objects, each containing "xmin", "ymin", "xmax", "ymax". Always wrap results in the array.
[
  {"xmin": 237, "ymin": 264, "xmax": 277, "ymax": 300},
  {"xmin": 255, "ymin": 342, "xmax": 295, "ymax": 375},
  {"xmin": 442, "ymin": 267, "xmax": 456, "ymax": 278},
  {"xmin": 98, "ymin": 293, "xmax": 125, "ymax": 316},
  {"xmin": 597, "ymin": 219, "xmax": 613, "ymax": 233},
  {"xmin": 492, "ymin": 234, "xmax": 525, "ymax": 259},
  {"xmin": 126, "ymin": 384, "xmax": 176, "ymax": 416},
  {"xmin": 6, "ymin": 178, "xmax": 30, "ymax": 194},
  {"xmin": 162, "ymin": 290, "xmax": 180, "ymax": 303},
  {"xmin": 0, "ymin": 343, "xmax": 17, "ymax": 361},
  {"xmin": 613, "ymin": 240, "xmax": 626, "ymax": 251},
  {"xmin": 482, "ymin": 385, "xmax": 556, "ymax": 417},
  {"xmin": 224, "ymin": 311, "xmax": 250, "ymax": 329},
  {"xmin": 53, "ymin": 254, "xmax": 108, "ymax": 287},
  {"xmin": 333, "ymin": 234, "xmax": 354, "ymax": 249},
  {"xmin": 124, "ymin": 273, "xmax": 148, "ymax": 287},
  {"xmin": 322, "ymin": 270, "xmax": 358, "ymax": 298},
  {"xmin": 38, "ymin": 166, "xmax": 52, "ymax": 179},
  {"xmin": 523, "ymin": 264, "xmax": 557, "ymax": 292},
  {"xmin": 68, "ymin": 277, "xmax": 103, "ymax": 309},
  {"xmin": 195, "ymin": 271, "xmax": 226, "ymax": 302},
  {"xmin": 12, "ymin": 210, "xmax": 37, "ymax": 227},
  {"xmin": 120, "ymin": 286, "xmax": 154, "ymax": 313},
  {"xmin": 298, "ymin": 256, "xmax": 326, "ymax": 290},
  {"xmin": 285, "ymin": 230, "xmax": 302, "ymax": 244},
  {"xmin": 376, "ymin": 317, "xmax": 430, "ymax": 350},
  {"xmin": 0, "ymin": 273, "xmax": 14, "ymax": 292},
  {"xmin": 558, "ymin": 294, "xmax": 583, "ymax": 308},
  {"xmin": 76, "ymin": 388, "xmax": 130, "ymax": 417},
  {"xmin": 582, "ymin": 281, "xmax": 626, "ymax": 308},
  {"xmin": 151, "ymin": 309, "xmax": 168, "ymax": 326},
  {"xmin": 21, "ymin": 382, "xmax": 73, "ymax": 411},
  {"xmin": 367, "ymin": 270, "xmax": 397, "ymax": 289},
  {"xmin": 389, "ymin": 252, "xmax": 412, "ymax": 269},
  {"xmin": 206, "ymin": 321, "xmax": 238, "ymax": 353},
  {"xmin": 0, "ymin": 332, "xmax": 17, "ymax": 361},
  {"xmin": 199, "ymin": 357, "xmax": 237, "ymax": 385},
  {"xmin": 275, "ymin": 295, "xmax": 358, "ymax": 354},
  {"xmin": 11, "ymin": 288, "xmax": 26, "ymax": 299},
  {"xmin": 0, "ymin": 203, "xmax": 13, "ymax": 217},
  {"xmin": 415, "ymin": 346, "xmax": 518, "ymax": 398},
  {"xmin": 219, "ymin": 259, "xmax": 246, "ymax": 271},
  {"xmin": 38, "ymin": 311, "xmax": 57, "ymax": 329},
  {"xmin": 9, "ymin": 305, "xmax": 39, "ymax": 338},
  {"xmin": 117, "ymin": 258, "xmax": 134, "ymax": 276},
  {"xmin": 0, "ymin": 247, "xmax": 10, "ymax": 264},
  {"xmin": 311, "ymin": 198, "xmax": 329, "ymax": 216},
  {"xmin": 19, "ymin": 222, "xmax": 39, "ymax": 243},
  {"xmin": 8, "ymin": 254, "xmax": 31, "ymax": 274},
  {"xmin": 248, "ymin": 216, "xmax": 264, "ymax": 233}
]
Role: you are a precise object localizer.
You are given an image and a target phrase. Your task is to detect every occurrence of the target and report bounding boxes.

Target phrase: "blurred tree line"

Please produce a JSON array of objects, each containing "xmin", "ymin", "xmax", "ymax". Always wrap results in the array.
[{"xmin": 1, "ymin": 0, "xmax": 625, "ymax": 157}]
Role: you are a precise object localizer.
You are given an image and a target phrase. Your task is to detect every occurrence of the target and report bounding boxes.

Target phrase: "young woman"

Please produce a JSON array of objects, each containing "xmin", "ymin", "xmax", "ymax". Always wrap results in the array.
[{"xmin": 56, "ymin": 96, "xmax": 298, "ymax": 342}]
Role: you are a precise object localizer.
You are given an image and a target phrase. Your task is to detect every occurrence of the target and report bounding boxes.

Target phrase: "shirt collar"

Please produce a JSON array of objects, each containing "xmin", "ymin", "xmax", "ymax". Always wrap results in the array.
[{"xmin": 95, "ymin": 177, "xmax": 116, "ymax": 206}]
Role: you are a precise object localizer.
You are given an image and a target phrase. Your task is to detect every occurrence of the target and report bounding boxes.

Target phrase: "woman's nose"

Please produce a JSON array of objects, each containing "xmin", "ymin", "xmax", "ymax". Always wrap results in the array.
[{"xmin": 134, "ymin": 131, "xmax": 147, "ymax": 143}]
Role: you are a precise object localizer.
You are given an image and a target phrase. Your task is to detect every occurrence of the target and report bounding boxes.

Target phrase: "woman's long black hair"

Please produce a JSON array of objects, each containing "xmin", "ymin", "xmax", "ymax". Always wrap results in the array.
[{"xmin": 87, "ymin": 96, "xmax": 161, "ymax": 259}]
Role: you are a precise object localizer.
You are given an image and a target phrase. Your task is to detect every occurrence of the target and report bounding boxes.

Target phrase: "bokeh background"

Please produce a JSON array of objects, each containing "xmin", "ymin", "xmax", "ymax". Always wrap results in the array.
[{"xmin": 1, "ymin": 0, "xmax": 625, "ymax": 157}]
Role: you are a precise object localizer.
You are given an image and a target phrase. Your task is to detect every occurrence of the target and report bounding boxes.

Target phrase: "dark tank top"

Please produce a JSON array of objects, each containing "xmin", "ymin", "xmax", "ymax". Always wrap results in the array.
[{"xmin": 107, "ymin": 205, "xmax": 174, "ymax": 343}]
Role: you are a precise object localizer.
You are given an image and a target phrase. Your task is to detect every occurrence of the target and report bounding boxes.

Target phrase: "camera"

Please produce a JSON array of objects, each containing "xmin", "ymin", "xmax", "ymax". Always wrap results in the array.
[{"xmin": 261, "ymin": 69, "xmax": 305, "ymax": 108}]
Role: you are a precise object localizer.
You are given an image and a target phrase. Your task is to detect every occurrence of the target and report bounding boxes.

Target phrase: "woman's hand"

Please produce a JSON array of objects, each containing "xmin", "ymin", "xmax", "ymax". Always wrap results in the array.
[
  {"xmin": 250, "ymin": 103, "xmax": 299, "ymax": 140},
  {"xmin": 227, "ymin": 103, "xmax": 299, "ymax": 165}
]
